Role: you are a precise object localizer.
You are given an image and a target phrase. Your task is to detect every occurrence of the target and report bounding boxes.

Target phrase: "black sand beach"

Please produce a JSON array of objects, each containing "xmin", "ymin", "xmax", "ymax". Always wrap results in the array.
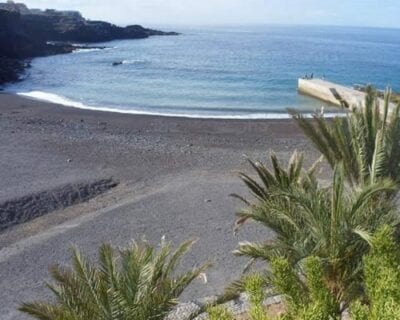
[{"xmin": 0, "ymin": 93, "xmax": 323, "ymax": 319}]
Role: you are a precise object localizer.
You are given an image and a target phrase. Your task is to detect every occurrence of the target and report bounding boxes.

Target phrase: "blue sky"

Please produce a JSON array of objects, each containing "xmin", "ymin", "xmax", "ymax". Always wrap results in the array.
[{"xmin": 22, "ymin": 0, "xmax": 400, "ymax": 28}]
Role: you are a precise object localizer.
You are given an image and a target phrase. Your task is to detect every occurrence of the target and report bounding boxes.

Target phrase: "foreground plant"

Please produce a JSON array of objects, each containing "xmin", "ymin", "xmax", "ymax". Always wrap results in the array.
[
  {"xmin": 235, "ymin": 157, "xmax": 398, "ymax": 305},
  {"xmin": 208, "ymin": 305, "xmax": 235, "ymax": 320},
  {"xmin": 208, "ymin": 274, "xmax": 269, "ymax": 320},
  {"xmin": 351, "ymin": 225, "xmax": 400, "ymax": 320},
  {"xmin": 20, "ymin": 239, "xmax": 209, "ymax": 320},
  {"xmin": 245, "ymin": 274, "xmax": 269, "ymax": 320},
  {"xmin": 210, "ymin": 227, "xmax": 400, "ymax": 320},
  {"xmin": 266, "ymin": 228, "xmax": 400, "ymax": 320},
  {"xmin": 209, "ymin": 258, "xmax": 339, "ymax": 320},
  {"xmin": 291, "ymin": 87, "xmax": 400, "ymax": 188},
  {"xmin": 270, "ymin": 256, "xmax": 339, "ymax": 320}
]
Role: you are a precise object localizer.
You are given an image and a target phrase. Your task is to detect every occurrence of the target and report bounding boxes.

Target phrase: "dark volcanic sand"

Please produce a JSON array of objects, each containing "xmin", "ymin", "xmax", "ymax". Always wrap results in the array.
[{"xmin": 0, "ymin": 93, "xmax": 325, "ymax": 320}]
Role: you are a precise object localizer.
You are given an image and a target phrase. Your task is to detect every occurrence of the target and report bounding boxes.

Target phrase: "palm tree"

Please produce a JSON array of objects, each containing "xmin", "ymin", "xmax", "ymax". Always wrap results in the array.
[
  {"xmin": 291, "ymin": 87, "xmax": 400, "ymax": 187},
  {"xmin": 234, "ymin": 159, "xmax": 398, "ymax": 306},
  {"xmin": 20, "ymin": 239, "xmax": 209, "ymax": 320}
]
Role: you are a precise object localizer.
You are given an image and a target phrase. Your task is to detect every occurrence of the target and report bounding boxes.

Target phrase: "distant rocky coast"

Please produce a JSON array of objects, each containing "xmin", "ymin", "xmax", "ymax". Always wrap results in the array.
[{"xmin": 0, "ymin": 1, "xmax": 179, "ymax": 85}]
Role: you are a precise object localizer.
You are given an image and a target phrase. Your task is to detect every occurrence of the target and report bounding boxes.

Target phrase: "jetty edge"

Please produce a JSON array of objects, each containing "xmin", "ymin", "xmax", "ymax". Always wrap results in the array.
[{"xmin": 298, "ymin": 78, "xmax": 397, "ymax": 111}]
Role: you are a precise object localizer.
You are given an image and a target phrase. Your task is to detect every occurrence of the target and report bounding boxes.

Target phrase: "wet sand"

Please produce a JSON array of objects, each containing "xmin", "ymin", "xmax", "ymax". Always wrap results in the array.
[{"xmin": 0, "ymin": 93, "xmax": 323, "ymax": 320}]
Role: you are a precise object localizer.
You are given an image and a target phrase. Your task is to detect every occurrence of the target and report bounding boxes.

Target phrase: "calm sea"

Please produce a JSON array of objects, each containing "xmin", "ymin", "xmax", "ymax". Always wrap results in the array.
[{"xmin": 5, "ymin": 25, "xmax": 400, "ymax": 118}]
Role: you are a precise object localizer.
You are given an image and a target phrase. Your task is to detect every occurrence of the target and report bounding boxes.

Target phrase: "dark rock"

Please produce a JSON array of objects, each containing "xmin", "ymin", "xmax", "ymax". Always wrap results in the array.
[
  {"xmin": 0, "ymin": 178, "xmax": 118, "ymax": 230},
  {"xmin": 0, "ymin": 57, "xmax": 27, "ymax": 84}
]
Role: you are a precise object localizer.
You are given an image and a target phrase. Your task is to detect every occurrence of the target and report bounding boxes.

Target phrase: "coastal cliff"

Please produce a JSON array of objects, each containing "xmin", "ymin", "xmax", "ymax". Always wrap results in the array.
[{"xmin": 0, "ymin": 2, "xmax": 178, "ymax": 85}]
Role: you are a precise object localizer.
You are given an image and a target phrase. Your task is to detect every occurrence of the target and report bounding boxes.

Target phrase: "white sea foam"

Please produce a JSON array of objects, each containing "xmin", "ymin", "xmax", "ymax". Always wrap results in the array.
[
  {"xmin": 122, "ymin": 59, "xmax": 148, "ymax": 64},
  {"xmin": 72, "ymin": 48, "xmax": 103, "ymax": 54},
  {"xmin": 17, "ymin": 91, "xmax": 345, "ymax": 120}
]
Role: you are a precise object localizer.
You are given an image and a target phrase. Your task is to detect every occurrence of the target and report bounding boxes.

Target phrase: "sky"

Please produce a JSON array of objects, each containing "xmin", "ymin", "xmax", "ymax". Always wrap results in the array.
[{"xmin": 20, "ymin": 0, "xmax": 400, "ymax": 28}]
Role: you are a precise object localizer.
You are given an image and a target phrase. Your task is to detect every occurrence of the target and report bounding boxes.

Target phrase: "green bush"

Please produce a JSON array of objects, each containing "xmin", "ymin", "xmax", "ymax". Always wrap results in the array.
[
  {"xmin": 270, "ymin": 256, "xmax": 339, "ymax": 320},
  {"xmin": 301, "ymin": 257, "xmax": 338, "ymax": 320},
  {"xmin": 210, "ymin": 227, "xmax": 400, "ymax": 320},
  {"xmin": 245, "ymin": 274, "xmax": 269, "ymax": 320},
  {"xmin": 266, "ymin": 228, "xmax": 400, "ymax": 320},
  {"xmin": 351, "ymin": 225, "xmax": 400, "ymax": 320},
  {"xmin": 208, "ymin": 306, "xmax": 234, "ymax": 320},
  {"xmin": 270, "ymin": 257, "xmax": 307, "ymax": 312},
  {"xmin": 19, "ymin": 239, "xmax": 209, "ymax": 320}
]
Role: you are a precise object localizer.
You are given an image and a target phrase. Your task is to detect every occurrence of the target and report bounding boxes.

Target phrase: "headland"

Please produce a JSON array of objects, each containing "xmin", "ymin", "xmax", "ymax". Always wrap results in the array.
[{"xmin": 0, "ymin": 2, "xmax": 178, "ymax": 84}]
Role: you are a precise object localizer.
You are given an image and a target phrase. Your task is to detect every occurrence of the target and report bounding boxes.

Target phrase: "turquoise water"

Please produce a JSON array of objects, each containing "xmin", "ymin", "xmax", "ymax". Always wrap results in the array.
[{"xmin": 5, "ymin": 25, "xmax": 400, "ymax": 118}]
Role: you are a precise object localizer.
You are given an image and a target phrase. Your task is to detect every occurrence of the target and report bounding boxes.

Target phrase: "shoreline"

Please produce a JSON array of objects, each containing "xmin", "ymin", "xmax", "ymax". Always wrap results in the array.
[
  {"xmin": 1, "ymin": 91, "xmax": 300, "ymax": 122},
  {"xmin": 16, "ymin": 91, "xmax": 300, "ymax": 120},
  {"xmin": 8, "ymin": 90, "xmax": 343, "ymax": 120},
  {"xmin": 0, "ymin": 92, "xmax": 325, "ymax": 320}
]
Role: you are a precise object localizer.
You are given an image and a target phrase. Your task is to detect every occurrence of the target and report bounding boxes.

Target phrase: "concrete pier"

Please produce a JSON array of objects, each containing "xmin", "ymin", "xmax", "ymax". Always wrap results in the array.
[{"xmin": 298, "ymin": 78, "xmax": 396, "ymax": 110}]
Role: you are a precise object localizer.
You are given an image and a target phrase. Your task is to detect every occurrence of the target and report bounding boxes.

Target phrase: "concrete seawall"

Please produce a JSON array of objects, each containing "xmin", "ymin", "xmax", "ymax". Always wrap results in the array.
[
  {"xmin": 298, "ymin": 78, "xmax": 396, "ymax": 111},
  {"xmin": 298, "ymin": 78, "xmax": 367, "ymax": 108}
]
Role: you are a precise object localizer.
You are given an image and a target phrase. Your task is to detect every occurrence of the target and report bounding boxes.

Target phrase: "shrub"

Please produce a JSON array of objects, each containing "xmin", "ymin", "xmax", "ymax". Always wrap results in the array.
[
  {"xmin": 245, "ymin": 274, "xmax": 269, "ymax": 320},
  {"xmin": 208, "ymin": 306, "xmax": 235, "ymax": 320},
  {"xmin": 209, "ymin": 228, "xmax": 400, "ymax": 320},
  {"xmin": 351, "ymin": 225, "xmax": 400, "ymax": 320},
  {"xmin": 299, "ymin": 257, "xmax": 339, "ymax": 320},
  {"xmin": 269, "ymin": 256, "xmax": 339, "ymax": 320}
]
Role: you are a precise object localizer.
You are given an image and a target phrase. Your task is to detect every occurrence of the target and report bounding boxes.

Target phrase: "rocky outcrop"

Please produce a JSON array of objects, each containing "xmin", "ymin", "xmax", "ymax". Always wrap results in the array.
[
  {"xmin": 0, "ymin": 2, "xmax": 178, "ymax": 85},
  {"xmin": 0, "ymin": 9, "xmax": 78, "ymax": 59},
  {"xmin": 15, "ymin": 11, "xmax": 178, "ymax": 43},
  {"xmin": 0, "ymin": 57, "xmax": 27, "ymax": 84}
]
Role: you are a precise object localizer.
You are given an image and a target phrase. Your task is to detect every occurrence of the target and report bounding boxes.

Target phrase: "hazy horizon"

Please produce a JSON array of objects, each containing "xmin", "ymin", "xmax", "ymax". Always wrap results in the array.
[{"xmin": 17, "ymin": 0, "xmax": 400, "ymax": 29}]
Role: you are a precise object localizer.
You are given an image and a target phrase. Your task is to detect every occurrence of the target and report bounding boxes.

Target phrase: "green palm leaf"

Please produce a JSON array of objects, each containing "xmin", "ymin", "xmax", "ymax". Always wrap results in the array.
[
  {"xmin": 20, "ymin": 239, "xmax": 208, "ymax": 320},
  {"xmin": 235, "ymin": 154, "xmax": 398, "ymax": 305},
  {"xmin": 291, "ymin": 87, "xmax": 400, "ymax": 189}
]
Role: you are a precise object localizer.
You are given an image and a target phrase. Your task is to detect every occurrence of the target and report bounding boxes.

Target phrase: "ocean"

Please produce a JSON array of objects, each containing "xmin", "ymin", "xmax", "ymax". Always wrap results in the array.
[{"xmin": 4, "ymin": 25, "xmax": 400, "ymax": 119}]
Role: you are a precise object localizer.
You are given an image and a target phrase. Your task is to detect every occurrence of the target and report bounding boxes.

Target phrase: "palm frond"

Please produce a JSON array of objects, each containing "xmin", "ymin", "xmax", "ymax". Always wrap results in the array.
[
  {"xmin": 20, "ymin": 239, "xmax": 208, "ymax": 320},
  {"xmin": 292, "ymin": 87, "xmax": 400, "ymax": 190},
  {"xmin": 235, "ymin": 154, "xmax": 398, "ymax": 304}
]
